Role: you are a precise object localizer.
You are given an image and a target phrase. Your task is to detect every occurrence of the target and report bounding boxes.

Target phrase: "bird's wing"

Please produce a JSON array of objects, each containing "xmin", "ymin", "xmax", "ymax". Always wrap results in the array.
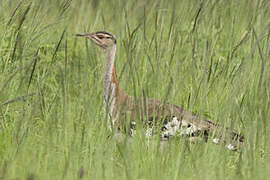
[
  {"xmin": 143, "ymin": 99, "xmax": 244, "ymax": 150},
  {"xmin": 118, "ymin": 97, "xmax": 243, "ymax": 151}
]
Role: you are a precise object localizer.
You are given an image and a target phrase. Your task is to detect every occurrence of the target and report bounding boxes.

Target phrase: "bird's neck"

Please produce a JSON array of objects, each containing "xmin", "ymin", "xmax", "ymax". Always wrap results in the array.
[{"xmin": 103, "ymin": 45, "xmax": 119, "ymax": 119}]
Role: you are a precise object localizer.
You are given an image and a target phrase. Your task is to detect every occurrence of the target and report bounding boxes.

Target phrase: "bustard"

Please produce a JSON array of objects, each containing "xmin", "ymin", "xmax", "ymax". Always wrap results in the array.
[{"xmin": 76, "ymin": 31, "xmax": 244, "ymax": 150}]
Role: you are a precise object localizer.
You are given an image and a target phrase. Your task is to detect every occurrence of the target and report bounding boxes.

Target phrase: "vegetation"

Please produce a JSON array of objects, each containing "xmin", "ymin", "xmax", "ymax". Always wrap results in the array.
[{"xmin": 0, "ymin": 0, "xmax": 269, "ymax": 179}]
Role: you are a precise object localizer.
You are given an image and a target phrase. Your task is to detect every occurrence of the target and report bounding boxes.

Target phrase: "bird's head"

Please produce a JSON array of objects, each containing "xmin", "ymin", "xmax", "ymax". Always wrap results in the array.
[{"xmin": 76, "ymin": 31, "xmax": 116, "ymax": 49}]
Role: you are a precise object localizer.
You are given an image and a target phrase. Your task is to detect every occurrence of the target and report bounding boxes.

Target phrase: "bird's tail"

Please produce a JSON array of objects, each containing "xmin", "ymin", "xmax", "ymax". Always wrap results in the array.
[
  {"xmin": 187, "ymin": 120, "xmax": 244, "ymax": 151},
  {"xmin": 207, "ymin": 120, "xmax": 244, "ymax": 151}
]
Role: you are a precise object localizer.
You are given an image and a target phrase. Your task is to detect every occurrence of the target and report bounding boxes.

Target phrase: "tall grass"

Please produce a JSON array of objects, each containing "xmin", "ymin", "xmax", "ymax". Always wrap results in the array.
[{"xmin": 0, "ymin": 0, "xmax": 269, "ymax": 179}]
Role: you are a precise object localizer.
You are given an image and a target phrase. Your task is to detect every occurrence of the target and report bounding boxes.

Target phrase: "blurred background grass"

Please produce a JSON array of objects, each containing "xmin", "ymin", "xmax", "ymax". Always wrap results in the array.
[{"xmin": 0, "ymin": 0, "xmax": 270, "ymax": 179}]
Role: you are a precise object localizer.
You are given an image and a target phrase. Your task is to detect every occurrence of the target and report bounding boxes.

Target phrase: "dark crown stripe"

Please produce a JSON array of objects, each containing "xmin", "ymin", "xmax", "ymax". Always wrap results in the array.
[{"xmin": 96, "ymin": 31, "xmax": 113, "ymax": 37}]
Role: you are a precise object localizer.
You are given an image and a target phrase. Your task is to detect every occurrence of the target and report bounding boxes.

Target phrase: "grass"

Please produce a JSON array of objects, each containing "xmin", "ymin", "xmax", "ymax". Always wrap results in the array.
[{"xmin": 0, "ymin": 0, "xmax": 270, "ymax": 179}]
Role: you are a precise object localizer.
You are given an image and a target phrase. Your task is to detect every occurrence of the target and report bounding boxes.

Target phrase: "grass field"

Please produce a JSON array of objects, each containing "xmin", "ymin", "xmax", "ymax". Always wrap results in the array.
[{"xmin": 0, "ymin": 0, "xmax": 270, "ymax": 179}]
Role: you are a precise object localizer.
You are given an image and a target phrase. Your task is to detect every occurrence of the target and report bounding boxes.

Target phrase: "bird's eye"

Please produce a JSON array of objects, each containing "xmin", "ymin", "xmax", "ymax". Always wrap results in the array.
[{"xmin": 97, "ymin": 35, "xmax": 104, "ymax": 39}]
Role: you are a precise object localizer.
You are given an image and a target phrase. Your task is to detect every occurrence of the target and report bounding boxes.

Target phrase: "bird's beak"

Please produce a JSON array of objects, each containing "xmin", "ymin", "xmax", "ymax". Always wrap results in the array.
[{"xmin": 76, "ymin": 33, "xmax": 93, "ymax": 38}]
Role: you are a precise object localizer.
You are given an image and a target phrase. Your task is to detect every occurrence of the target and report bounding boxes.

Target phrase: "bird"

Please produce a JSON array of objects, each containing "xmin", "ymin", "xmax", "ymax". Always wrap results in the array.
[{"xmin": 76, "ymin": 31, "xmax": 244, "ymax": 151}]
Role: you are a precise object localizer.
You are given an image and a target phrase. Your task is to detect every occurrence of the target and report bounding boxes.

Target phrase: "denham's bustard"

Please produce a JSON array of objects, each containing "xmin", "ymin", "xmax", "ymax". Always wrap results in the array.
[{"xmin": 76, "ymin": 31, "xmax": 244, "ymax": 150}]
